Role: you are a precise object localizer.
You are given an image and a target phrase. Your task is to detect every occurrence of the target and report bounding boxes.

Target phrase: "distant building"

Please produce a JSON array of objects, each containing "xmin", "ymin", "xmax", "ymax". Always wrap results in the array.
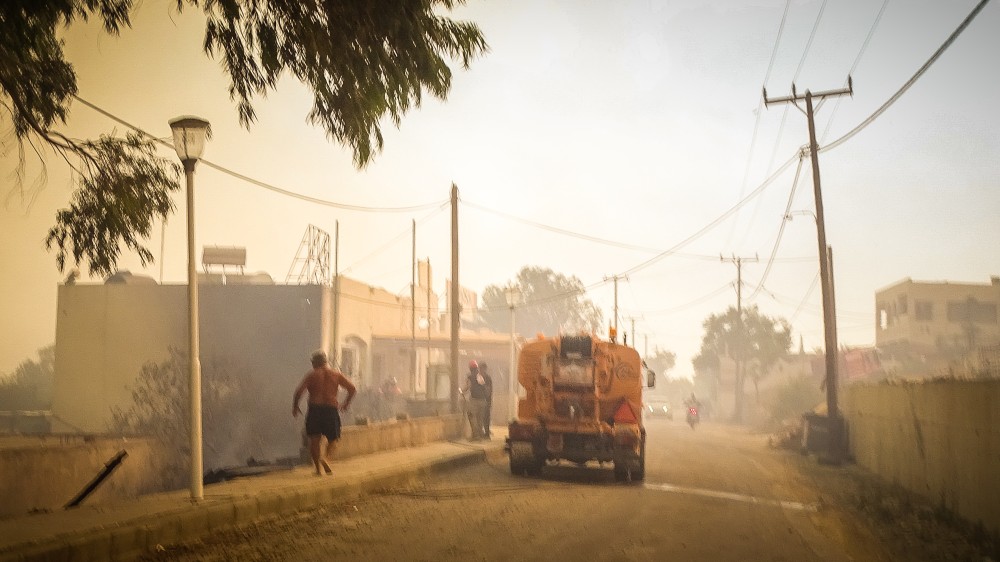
[{"xmin": 875, "ymin": 276, "xmax": 1000, "ymax": 375}]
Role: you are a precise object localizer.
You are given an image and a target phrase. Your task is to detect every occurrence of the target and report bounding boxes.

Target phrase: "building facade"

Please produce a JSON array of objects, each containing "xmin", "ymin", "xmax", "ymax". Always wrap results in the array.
[
  {"xmin": 51, "ymin": 260, "xmax": 511, "ymax": 469},
  {"xmin": 875, "ymin": 277, "xmax": 1000, "ymax": 373}
]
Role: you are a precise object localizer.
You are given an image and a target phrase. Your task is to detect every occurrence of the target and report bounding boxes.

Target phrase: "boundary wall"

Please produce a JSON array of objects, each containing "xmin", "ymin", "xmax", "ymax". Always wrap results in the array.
[
  {"xmin": 0, "ymin": 414, "xmax": 463, "ymax": 518},
  {"xmin": 843, "ymin": 380, "xmax": 999, "ymax": 539}
]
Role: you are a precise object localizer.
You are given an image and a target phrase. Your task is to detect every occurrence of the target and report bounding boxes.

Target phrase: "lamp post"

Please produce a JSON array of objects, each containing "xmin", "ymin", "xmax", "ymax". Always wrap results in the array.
[
  {"xmin": 504, "ymin": 286, "xmax": 521, "ymax": 421},
  {"xmin": 169, "ymin": 116, "xmax": 211, "ymax": 501}
]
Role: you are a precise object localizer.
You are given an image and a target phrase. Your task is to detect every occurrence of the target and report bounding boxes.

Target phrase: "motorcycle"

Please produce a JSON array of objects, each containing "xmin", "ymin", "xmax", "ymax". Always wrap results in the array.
[{"xmin": 686, "ymin": 406, "xmax": 700, "ymax": 429}]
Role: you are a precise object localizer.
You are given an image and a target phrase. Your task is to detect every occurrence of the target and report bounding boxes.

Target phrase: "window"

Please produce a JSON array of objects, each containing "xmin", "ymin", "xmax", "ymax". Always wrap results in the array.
[
  {"xmin": 897, "ymin": 294, "xmax": 908, "ymax": 314},
  {"xmin": 947, "ymin": 298, "xmax": 998, "ymax": 324},
  {"xmin": 915, "ymin": 301, "xmax": 933, "ymax": 321}
]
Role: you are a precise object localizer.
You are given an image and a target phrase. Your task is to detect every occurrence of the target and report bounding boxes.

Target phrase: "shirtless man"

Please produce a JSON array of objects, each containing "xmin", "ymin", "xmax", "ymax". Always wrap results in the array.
[{"xmin": 293, "ymin": 351, "xmax": 357, "ymax": 475}]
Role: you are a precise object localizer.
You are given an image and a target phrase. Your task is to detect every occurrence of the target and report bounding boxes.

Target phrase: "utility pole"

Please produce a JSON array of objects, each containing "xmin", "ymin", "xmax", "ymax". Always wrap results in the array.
[
  {"xmin": 604, "ymin": 274, "xmax": 627, "ymax": 342},
  {"xmin": 450, "ymin": 184, "xmax": 460, "ymax": 414},
  {"xmin": 721, "ymin": 255, "xmax": 758, "ymax": 423},
  {"xmin": 624, "ymin": 316, "xmax": 638, "ymax": 349},
  {"xmin": 765, "ymin": 79, "xmax": 852, "ymax": 463},
  {"xmin": 411, "ymin": 219, "xmax": 417, "ymax": 399},
  {"xmin": 332, "ymin": 220, "xmax": 340, "ymax": 368}
]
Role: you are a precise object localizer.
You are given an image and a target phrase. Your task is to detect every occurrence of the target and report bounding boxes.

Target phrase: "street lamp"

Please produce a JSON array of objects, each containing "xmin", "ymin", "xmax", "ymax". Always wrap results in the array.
[
  {"xmin": 169, "ymin": 116, "xmax": 211, "ymax": 501},
  {"xmin": 504, "ymin": 286, "xmax": 522, "ymax": 421}
]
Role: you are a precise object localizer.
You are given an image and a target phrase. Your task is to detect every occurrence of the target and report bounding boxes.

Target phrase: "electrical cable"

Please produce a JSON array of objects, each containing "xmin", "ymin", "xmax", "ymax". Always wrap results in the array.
[
  {"xmin": 463, "ymin": 199, "xmax": 813, "ymax": 262},
  {"xmin": 462, "ymin": 199, "xmax": 664, "ymax": 254},
  {"xmin": 741, "ymin": 0, "xmax": 827, "ymax": 244},
  {"xmin": 747, "ymin": 152, "xmax": 806, "ymax": 302},
  {"xmin": 638, "ymin": 283, "xmax": 735, "ymax": 316},
  {"xmin": 726, "ymin": 0, "xmax": 792, "ymax": 247},
  {"xmin": 619, "ymin": 152, "xmax": 800, "ymax": 277},
  {"xmin": 819, "ymin": 0, "xmax": 891, "ymax": 144},
  {"xmin": 71, "ymin": 94, "xmax": 446, "ymax": 212},
  {"xmin": 819, "ymin": 0, "xmax": 991, "ymax": 154},
  {"xmin": 790, "ymin": 271, "xmax": 820, "ymax": 324},
  {"xmin": 340, "ymin": 202, "xmax": 447, "ymax": 274}
]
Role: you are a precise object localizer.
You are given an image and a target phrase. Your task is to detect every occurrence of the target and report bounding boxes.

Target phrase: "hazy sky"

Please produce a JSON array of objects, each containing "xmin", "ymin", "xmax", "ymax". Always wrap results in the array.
[{"xmin": 2, "ymin": 0, "xmax": 998, "ymax": 377}]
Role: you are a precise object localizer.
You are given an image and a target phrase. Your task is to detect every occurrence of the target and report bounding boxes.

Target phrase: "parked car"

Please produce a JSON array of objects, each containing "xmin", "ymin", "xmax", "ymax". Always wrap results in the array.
[{"xmin": 644, "ymin": 401, "xmax": 673, "ymax": 419}]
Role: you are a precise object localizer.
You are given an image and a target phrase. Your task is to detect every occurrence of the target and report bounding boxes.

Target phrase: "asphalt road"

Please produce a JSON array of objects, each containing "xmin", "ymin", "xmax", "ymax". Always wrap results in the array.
[{"xmin": 140, "ymin": 418, "xmax": 898, "ymax": 562}]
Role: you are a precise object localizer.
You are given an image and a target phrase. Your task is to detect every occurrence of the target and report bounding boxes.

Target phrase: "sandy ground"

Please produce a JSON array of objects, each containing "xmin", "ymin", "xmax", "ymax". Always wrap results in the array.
[{"xmin": 139, "ymin": 420, "xmax": 997, "ymax": 561}]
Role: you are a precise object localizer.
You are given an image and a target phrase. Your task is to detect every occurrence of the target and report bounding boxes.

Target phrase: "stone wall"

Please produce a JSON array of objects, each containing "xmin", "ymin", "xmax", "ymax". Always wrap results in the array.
[{"xmin": 843, "ymin": 380, "xmax": 1000, "ymax": 539}]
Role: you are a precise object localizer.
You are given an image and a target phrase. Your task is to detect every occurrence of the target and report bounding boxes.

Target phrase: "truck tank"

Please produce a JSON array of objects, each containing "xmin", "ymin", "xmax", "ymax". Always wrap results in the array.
[{"xmin": 506, "ymin": 334, "xmax": 653, "ymax": 481}]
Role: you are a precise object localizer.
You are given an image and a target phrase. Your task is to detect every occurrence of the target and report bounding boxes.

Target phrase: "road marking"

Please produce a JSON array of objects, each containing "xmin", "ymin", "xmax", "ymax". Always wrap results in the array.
[{"xmin": 643, "ymin": 482, "xmax": 820, "ymax": 512}]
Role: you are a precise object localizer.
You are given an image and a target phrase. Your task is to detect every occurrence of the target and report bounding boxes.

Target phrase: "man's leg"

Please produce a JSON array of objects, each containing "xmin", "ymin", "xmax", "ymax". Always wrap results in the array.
[
  {"xmin": 471, "ymin": 399, "xmax": 485, "ymax": 440},
  {"xmin": 309, "ymin": 435, "xmax": 323, "ymax": 475},
  {"xmin": 483, "ymin": 400, "xmax": 492, "ymax": 438},
  {"xmin": 321, "ymin": 438, "xmax": 335, "ymax": 474}
]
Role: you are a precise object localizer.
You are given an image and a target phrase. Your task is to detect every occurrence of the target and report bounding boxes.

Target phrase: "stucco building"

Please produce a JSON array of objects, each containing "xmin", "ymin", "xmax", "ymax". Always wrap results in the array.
[{"xmin": 875, "ymin": 276, "xmax": 1000, "ymax": 374}]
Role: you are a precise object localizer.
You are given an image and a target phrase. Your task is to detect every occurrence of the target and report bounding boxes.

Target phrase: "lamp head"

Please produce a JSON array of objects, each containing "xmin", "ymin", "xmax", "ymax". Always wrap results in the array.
[{"xmin": 168, "ymin": 116, "xmax": 212, "ymax": 163}]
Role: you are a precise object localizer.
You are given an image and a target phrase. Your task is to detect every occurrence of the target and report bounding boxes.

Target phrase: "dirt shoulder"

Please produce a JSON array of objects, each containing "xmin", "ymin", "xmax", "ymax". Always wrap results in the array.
[{"xmin": 779, "ymin": 447, "xmax": 998, "ymax": 561}]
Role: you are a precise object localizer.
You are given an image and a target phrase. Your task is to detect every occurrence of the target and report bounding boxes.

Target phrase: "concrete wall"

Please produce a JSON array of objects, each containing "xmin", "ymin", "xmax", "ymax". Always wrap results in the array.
[
  {"xmin": 53, "ymin": 284, "xmax": 187, "ymax": 434},
  {"xmin": 0, "ymin": 415, "xmax": 463, "ymax": 517},
  {"xmin": 336, "ymin": 414, "xmax": 464, "ymax": 458},
  {"xmin": 844, "ymin": 380, "xmax": 1000, "ymax": 538},
  {"xmin": 53, "ymin": 283, "xmax": 327, "ymax": 467},
  {"xmin": 0, "ymin": 436, "xmax": 164, "ymax": 517}
]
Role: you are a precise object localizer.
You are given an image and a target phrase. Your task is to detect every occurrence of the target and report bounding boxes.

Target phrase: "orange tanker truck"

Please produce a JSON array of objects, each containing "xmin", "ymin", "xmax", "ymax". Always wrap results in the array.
[{"xmin": 505, "ymin": 333, "xmax": 655, "ymax": 481}]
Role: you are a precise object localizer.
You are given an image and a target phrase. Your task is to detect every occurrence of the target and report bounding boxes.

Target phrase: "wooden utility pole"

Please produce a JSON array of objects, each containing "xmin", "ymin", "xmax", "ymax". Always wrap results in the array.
[
  {"xmin": 450, "ymin": 184, "xmax": 460, "ymax": 414},
  {"xmin": 604, "ymin": 274, "xmax": 627, "ymax": 342},
  {"xmin": 411, "ymin": 219, "xmax": 417, "ymax": 398},
  {"xmin": 764, "ymin": 79, "xmax": 852, "ymax": 463},
  {"xmin": 721, "ymin": 255, "xmax": 758, "ymax": 423},
  {"xmin": 332, "ymin": 220, "xmax": 340, "ymax": 367}
]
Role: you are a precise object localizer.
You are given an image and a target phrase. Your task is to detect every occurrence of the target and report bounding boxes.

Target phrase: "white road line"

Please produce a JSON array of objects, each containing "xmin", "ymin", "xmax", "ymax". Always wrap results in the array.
[{"xmin": 643, "ymin": 482, "xmax": 820, "ymax": 512}]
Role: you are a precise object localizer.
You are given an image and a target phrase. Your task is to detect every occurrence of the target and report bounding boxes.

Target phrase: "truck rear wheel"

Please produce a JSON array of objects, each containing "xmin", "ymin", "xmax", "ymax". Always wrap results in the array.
[
  {"xmin": 614, "ymin": 436, "xmax": 645, "ymax": 482},
  {"xmin": 509, "ymin": 442, "xmax": 543, "ymax": 476}
]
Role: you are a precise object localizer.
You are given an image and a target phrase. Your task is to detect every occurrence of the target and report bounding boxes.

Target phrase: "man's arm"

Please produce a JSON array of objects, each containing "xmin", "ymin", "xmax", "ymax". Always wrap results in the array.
[
  {"xmin": 292, "ymin": 377, "xmax": 307, "ymax": 417},
  {"xmin": 339, "ymin": 374, "xmax": 357, "ymax": 411}
]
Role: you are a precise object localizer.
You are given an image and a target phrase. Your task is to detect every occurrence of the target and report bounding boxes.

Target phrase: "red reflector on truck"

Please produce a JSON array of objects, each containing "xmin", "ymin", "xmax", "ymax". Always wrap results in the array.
[{"xmin": 613, "ymin": 401, "xmax": 638, "ymax": 424}]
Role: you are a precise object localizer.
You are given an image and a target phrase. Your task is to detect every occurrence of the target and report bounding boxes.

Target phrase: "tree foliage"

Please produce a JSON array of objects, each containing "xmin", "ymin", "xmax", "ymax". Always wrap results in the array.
[
  {"xmin": 479, "ymin": 266, "xmax": 603, "ymax": 339},
  {"xmin": 693, "ymin": 305, "xmax": 792, "ymax": 422},
  {"xmin": 44, "ymin": 132, "xmax": 180, "ymax": 275},
  {"xmin": 110, "ymin": 347, "xmax": 267, "ymax": 488},
  {"xmin": 1, "ymin": 0, "xmax": 487, "ymax": 276},
  {"xmin": 0, "ymin": 344, "xmax": 55, "ymax": 411},
  {"xmin": 644, "ymin": 346, "xmax": 676, "ymax": 379}
]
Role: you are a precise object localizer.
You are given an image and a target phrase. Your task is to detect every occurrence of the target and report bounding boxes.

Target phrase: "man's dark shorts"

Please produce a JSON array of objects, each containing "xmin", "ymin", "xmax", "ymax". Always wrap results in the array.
[{"xmin": 305, "ymin": 404, "xmax": 342, "ymax": 440}]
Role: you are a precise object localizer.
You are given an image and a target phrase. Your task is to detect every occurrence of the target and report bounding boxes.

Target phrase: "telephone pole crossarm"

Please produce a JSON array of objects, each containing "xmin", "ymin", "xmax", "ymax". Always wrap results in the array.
[{"xmin": 763, "ymin": 77, "xmax": 852, "ymax": 107}]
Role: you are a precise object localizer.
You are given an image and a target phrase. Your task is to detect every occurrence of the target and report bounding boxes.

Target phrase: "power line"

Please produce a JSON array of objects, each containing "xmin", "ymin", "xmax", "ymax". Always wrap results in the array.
[
  {"xmin": 820, "ymin": 0, "xmax": 991, "ymax": 154},
  {"xmin": 639, "ymin": 282, "xmax": 735, "ymax": 316},
  {"xmin": 340, "ymin": 203, "xmax": 447, "ymax": 274},
  {"xmin": 620, "ymin": 152, "xmax": 800, "ymax": 277},
  {"xmin": 462, "ymin": 199, "xmax": 664, "ymax": 253},
  {"xmin": 464, "ymin": 198, "xmax": 814, "ymax": 262},
  {"xmin": 820, "ymin": 0, "xmax": 892, "ymax": 143},
  {"xmin": 727, "ymin": 0, "xmax": 793, "ymax": 247},
  {"xmin": 748, "ymin": 151, "xmax": 806, "ymax": 302},
  {"xmin": 71, "ymin": 95, "xmax": 446, "ymax": 213}
]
